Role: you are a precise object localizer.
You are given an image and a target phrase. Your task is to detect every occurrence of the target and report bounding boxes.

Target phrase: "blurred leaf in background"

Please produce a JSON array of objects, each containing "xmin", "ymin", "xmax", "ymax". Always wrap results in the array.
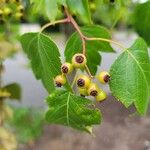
[
  {"xmin": 133, "ymin": 1, "xmax": 150, "ymax": 46},
  {"xmin": 92, "ymin": 0, "xmax": 131, "ymax": 28},
  {"xmin": 6, "ymin": 107, "xmax": 44, "ymax": 144},
  {"xmin": 0, "ymin": 40, "xmax": 18, "ymax": 61},
  {"xmin": 67, "ymin": 0, "xmax": 92, "ymax": 24},
  {"xmin": 30, "ymin": 0, "xmax": 91, "ymax": 24}
]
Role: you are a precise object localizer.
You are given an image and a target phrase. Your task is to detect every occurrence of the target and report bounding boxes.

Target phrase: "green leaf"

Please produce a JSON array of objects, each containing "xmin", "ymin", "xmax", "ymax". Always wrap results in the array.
[
  {"xmin": 93, "ymin": 0, "xmax": 130, "ymax": 28},
  {"xmin": 3, "ymin": 83, "xmax": 21, "ymax": 100},
  {"xmin": 46, "ymin": 0, "xmax": 58, "ymax": 22},
  {"xmin": 109, "ymin": 38, "xmax": 150, "ymax": 115},
  {"xmin": 66, "ymin": 0, "xmax": 91, "ymax": 24},
  {"xmin": 20, "ymin": 32, "xmax": 61, "ymax": 93},
  {"xmin": 31, "ymin": 0, "xmax": 66, "ymax": 21},
  {"xmin": 46, "ymin": 89, "xmax": 101, "ymax": 133},
  {"xmin": 65, "ymin": 25, "xmax": 114, "ymax": 75},
  {"xmin": 133, "ymin": 1, "xmax": 150, "ymax": 46},
  {"xmin": 57, "ymin": 0, "xmax": 66, "ymax": 5}
]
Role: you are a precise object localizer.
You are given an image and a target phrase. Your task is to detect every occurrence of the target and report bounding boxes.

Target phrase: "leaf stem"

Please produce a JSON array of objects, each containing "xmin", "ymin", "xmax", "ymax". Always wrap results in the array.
[
  {"xmin": 40, "ymin": 18, "xmax": 69, "ymax": 32},
  {"xmin": 41, "ymin": 8, "xmax": 126, "ymax": 81},
  {"xmin": 85, "ymin": 65, "xmax": 94, "ymax": 79},
  {"xmin": 71, "ymin": 71, "xmax": 78, "ymax": 88},
  {"xmin": 64, "ymin": 8, "xmax": 86, "ymax": 55},
  {"xmin": 84, "ymin": 37, "xmax": 126, "ymax": 50},
  {"xmin": 65, "ymin": 77, "xmax": 73, "ymax": 93}
]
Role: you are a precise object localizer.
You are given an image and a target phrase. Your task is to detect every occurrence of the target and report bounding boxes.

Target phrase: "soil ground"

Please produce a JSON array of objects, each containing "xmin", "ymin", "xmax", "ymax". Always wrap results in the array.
[{"xmin": 21, "ymin": 95, "xmax": 150, "ymax": 150}]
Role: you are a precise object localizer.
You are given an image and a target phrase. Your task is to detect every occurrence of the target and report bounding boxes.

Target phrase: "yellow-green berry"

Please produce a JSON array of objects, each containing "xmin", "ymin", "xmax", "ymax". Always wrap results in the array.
[
  {"xmin": 96, "ymin": 91, "xmax": 107, "ymax": 102},
  {"xmin": 14, "ymin": 12, "xmax": 23, "ymax": 20},
  {"xmin": 17, "ymin": 5, "xmax": 24, "ymax": 12},
  {"xmin": 54, "ymin": 75, "xmax": 66, "ymax": 87},
  {"xmin": 97, "ymin": 71, "xmax": 110, "ymax": 84},
  {"xmin": 3, "ymin": 7, "xmax": 12, "ymax": 16},
  {"xmin": 76, "ymin": 75, "xmax": 91, "ymax": 88},
  {"xmin": 61, "ymin": 62, "xmax": 73, "ymax": 74},
  {"xmin": 87, "ymin": 83, "xmax": 100, "ymax": 97},
  {"xmin": 78, "ymin": 88, "xmax": 88, "ymax": 97},
  {"xmin": 72, "ymin": 53, "xmax": 87, "ymax": 68}
]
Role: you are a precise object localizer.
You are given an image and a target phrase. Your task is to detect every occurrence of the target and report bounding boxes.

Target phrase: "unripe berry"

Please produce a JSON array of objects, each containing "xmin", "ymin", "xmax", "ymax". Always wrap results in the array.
[
  {"xmin": 78, "ymin": 88, "xmax": 88, "ymax": 97},
  {"xmin": 3, "ymin": 7, "xmax": 12, "ymax": 16},
  {"xmin": 14, "ymin": 12, "xmax": 23, "ymax": 20},
  {"xmin": 76, "ymin": 75, "xmax": 91, "ymax": 88},
  {"xmin": 87, "ymin": 83, "xmax": 100, "ymax": 97},
  {"xmin": 97, "ymin": 71, "xmax": 110, "ymax": 84},
  {"xmin": 54, "ymin": 74, "xmax": 66, "ymax": 87},
  {"xmin": 72, "ymin": 53, "xmax": 87, "ymax": 68},
  {"xmin": 96, "ymin": 91, "xmax": 107, "ymax": 102},
  {"xmin": 17, "ymin": 5, "xmax": 24, "ymax": 12},
  {"xmin": 61, "ymin": 62, "xmax": 73, "ymax": 74}
]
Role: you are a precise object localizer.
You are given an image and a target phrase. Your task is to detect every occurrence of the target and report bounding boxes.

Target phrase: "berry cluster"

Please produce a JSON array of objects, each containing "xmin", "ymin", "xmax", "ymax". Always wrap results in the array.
[
  {"xmin": 54, "ymin": 53, "xmax": 110, "ymax": 102},
  {"xmin": 0, "ymin": 0, "xmax": 24, "ymax": 23}
]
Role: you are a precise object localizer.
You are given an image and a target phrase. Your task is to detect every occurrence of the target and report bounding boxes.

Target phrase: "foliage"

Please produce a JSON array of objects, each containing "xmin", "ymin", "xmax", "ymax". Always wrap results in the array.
[
  {"xmin": 20, "ymin": 32, "xmax": 61, "ymax": 93},
  {"xmin": 30, "ymin": 0, "xmax": 91, "ymax": 24},
  {"xmin": 19, "ymin": 0, "xmax": 150, "ymax": 134},
  {"xmin": 92, "ymin": 0, "xmax": 131, "ymax": 28},
  {"xmin": 133, "ymin": 1, "xmax": 150, "ymax": 46},
  {"xmin": 109, "ymin": 38, "xmax": 150, "ymax": 115},
  {"xmin": 65, "ymin": 25, "xmax": 114, "ymax": 75},
  {"xmin": 46, "ymin": 89, "xmax": 101, "ymax": 133},
  {"xmin": 2, "ymin": 83, "xmax": 21, "ymax": 100}
]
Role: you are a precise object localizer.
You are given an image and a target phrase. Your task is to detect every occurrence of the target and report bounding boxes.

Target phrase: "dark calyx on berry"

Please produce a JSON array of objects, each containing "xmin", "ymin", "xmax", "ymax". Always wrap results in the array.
[
  {"xmin": 104, "ymin": 74, "xmax": 110, "ymax": 83},
  {"xmin": 55, "ymin": 82, "xmax": 62, "ymax": 87},
  {"xmin": 61, "ymin": 65, "xmax": 68, "ymax": 74},
  {"xmin": 90, "ymin": 90, "xmax": 98, "ymax": 96},
  {"xmin": 77, "ymin": 79, "xmax": 85, "ymax": 87},
  {"xmin": 75, "ymin": 55, "xmax": 84, "ymax": 64}
]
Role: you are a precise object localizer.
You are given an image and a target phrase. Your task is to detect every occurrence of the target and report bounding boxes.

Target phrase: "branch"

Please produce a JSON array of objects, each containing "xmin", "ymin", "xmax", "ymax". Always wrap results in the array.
[
  {"xmin": 85, "ymin": 65, "xmax": 94, "ymax": 79},
  {"xmin": 65, "ymin": 8, "xmax": 86, "ymax": 55},
  {"xmin": 40, "ymin": 8, "xmax": 126, "ymax": 79}
]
